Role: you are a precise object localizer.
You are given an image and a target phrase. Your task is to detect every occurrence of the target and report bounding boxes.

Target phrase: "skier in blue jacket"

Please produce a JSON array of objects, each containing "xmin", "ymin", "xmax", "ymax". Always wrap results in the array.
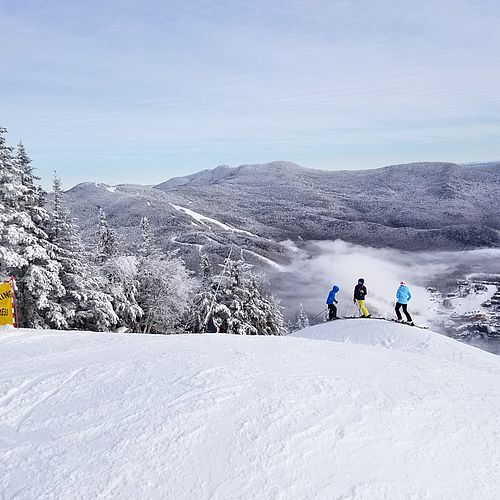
[
  {"xmin": 395, "ymin": 281, "xmax": 413, "ymax": 325},
  {"xmin": 326, "ymin": 285, "xmax": 340, "ymax": 321}
]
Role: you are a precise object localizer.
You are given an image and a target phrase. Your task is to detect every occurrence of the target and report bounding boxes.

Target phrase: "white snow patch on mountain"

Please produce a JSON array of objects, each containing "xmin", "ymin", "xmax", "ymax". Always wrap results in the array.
[
  {"xmin": 0, "ymin": 323, "xmax": 499, "ymax": 499},
  {"xmin": 169, "ymin": 203, "xmax": 256, "ymax": 236},
  {"xmin": 242, "ymin": 249, "xmax": 284, "ymax": 270}
]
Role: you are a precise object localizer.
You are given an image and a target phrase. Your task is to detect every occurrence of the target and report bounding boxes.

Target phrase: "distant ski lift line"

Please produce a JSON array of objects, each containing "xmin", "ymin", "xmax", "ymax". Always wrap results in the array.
[{"xmin": 169, "ymin": 203, "xmax": 256, "ymax": 237}]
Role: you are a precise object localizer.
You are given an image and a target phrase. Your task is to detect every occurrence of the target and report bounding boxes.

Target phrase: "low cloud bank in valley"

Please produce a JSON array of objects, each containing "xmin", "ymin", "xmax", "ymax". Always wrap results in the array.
[{"xmin": 272, "ymin": 240, "xmax": 500, "ymax": 325}]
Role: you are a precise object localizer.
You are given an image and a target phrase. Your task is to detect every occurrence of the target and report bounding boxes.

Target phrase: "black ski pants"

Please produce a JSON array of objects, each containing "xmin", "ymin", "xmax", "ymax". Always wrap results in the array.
[
  {"xmin": 328, "ymin": 303, "xmax": 337, "ymax": 321},
  {"xmin": 395, "ymin": 302, "xmax": 412, "ymax": 322}
]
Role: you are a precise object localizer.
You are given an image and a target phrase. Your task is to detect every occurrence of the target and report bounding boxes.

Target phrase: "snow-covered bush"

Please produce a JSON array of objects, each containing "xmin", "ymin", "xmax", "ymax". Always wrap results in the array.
[{"xmin": 136, "ymin": 255, "xmax": 195, "ymax": 333}]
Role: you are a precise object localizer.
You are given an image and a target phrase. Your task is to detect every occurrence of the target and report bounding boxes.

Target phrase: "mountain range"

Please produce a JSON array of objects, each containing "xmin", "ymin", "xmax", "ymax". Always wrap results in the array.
[{"xmin": 63, "ymin": 161, "xmax": 500, "ymax": 270}]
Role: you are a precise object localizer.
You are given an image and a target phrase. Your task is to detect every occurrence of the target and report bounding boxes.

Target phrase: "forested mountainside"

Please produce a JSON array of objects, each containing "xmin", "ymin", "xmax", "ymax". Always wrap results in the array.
[{"xmin": 63, "ymin": 161, "xmax": 500, "ymax": 269}]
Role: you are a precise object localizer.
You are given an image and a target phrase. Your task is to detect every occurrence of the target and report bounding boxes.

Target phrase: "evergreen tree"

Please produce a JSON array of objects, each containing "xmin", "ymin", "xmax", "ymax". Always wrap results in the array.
[
  {"xmin": 100, "ymin": 255, "xmax": 142, "ymax": 330},
  {"xmin": 0, "ymin": 127, "xmax": 19, "ymax": 270},
  {"xmin": 97, "ymin": 208, "xmax": 118, "ymax": 262},
  {"xmin": 0, "ymin": 129, "xmax": 65, "ymax": 328},
  {"xmin": 139, "ymin": 216, "xmax": 156, "ymax": 258},
  {"xmin": 294, "ymin": 303, "xmax": 310, "ymax": 331},
  {"xmin": 201, "ymin": 254, "xmax": 212, "ymax": 280},
  {"xmin": 245, "ymin": 273, "xmax": 285, "ymax": 336},
  {"xmin": 223, "ymin": 262, "xmax": 260, "ymax": 335},
  {"xmin": 16, "ymin": 141, "xmax": 44, "ymax": 216},
  {"xmin": 48, "ymin": 173, "xmax": 117, "ymax": 331},
  {"xmin": 185, "ymin": 255, "xmax": 223, "ymax": 333},
  {"xmin": 202, "ymin": 258, "xmax": 285, "ymax": 336}
]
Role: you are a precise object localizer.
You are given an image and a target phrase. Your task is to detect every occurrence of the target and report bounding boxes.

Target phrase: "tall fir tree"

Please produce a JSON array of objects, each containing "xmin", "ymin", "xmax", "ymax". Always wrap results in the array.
[
  {"xmin": 48, "ymin": 173, "xmax": 117, "ymax": 330},
  {"xmin": 294, "ymin": 303, "xmax": 310, "ymax": 331},
  {"xmin": 139, "ymin": 216, "xmax": 155, "ymax": 258},
  {"xmin": 16, "ymin": 141, "xmax": 45, "ymax": 216},
  {"xmin": 0, "ymin": 129, "xmax": 65, "ymax": 328},
  {"xmin": 100, "ymin": 255, "xmax": 142, "ymax": 330},
  {"xmin": 185, "ymin": 255, "xmax": 224, "ymax": 333},
  {"xmin": 96, "ymin": 207, "xmax": 118, "ymax": 262}
]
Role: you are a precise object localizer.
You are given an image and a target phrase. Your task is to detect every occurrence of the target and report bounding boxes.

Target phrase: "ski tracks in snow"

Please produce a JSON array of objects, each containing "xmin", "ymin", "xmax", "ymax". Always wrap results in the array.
[
  {"xmin": 15, "ymin": 368, "xmax": 86, "ymax": 429},
  {"xmin": 0, "ymin": 369, "xmax": 87, "ymax": 452},
  {"xmin": 0, "ymin": 328, "xmax": 499, "ymax": 499}
]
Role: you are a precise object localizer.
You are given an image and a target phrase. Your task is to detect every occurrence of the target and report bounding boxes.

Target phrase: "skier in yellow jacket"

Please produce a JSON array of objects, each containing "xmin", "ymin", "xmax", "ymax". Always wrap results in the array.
[{"xmin": 353, "ymin": 278, "xmax": 371, "ymax": 317}]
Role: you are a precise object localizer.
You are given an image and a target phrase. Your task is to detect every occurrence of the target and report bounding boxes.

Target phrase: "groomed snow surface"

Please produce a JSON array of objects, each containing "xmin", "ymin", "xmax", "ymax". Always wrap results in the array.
[{"xmin": 1, "ymin": 320, "xmax": 499, "ymax": 499}]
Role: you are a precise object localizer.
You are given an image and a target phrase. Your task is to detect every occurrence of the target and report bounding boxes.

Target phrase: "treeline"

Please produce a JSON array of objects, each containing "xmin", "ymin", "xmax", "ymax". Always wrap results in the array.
[{"xmin": 0, "ymin": 128, "xmax": 285, "ymax": 335}]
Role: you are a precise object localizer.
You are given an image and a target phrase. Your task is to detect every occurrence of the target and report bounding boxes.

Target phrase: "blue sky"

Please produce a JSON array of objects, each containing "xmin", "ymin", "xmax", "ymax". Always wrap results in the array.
[{"xmin": 1, "ymin": 0, "xmax": 499, "ymax": 188}]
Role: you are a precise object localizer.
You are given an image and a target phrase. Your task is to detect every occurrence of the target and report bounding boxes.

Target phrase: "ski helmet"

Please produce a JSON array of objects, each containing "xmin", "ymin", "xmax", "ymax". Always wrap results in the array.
[
  {"xmin": 400, "ymin": 281, "xmax": 407, "ymax": 285},
  {"xmin": 358, "ymin": 278, "xmax": 364, "ymax": 283}
]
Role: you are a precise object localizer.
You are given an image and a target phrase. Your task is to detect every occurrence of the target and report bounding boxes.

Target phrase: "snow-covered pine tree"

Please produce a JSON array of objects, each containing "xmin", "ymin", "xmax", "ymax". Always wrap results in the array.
[
  {"xmin": 247, "ymin": 273, "xmax": 285, "ymax": 336},
  {"xmin": 16, "ymin": 141, "xmax": 44, "ymax": 217},
  {"xmin": 262, "ymin": 288, "xmax": 286, "ymax": 336},
  {"xmin": 92, "ymin": 208, "xmax": 141, "ymax": 330},
  {"xmin": 185, "ymin": 255, "xmax": 226, "ymax": 333},
  {"xmin": 48, "ymin": 173, "xmax": 117, "ymax": 331},
  {"xmin": 96, "ymin": 207, "xmax": 118, "ymax": 262},
  {"xmin": 0, "ymin": 130, "xmax": 65, "ymax": 328},
  {"xmin": 139, "ymin": 216, "xmax": 155, "ymax": 258},
  {"xmin": 100, "ymin": 255, "xmax": 142, "ymax": 330},
  {"xmin": 216, "ymin": 259, "xmax": 285, "ymax": 335},
  {"xmin": 294, "ymin": 303, "xmax": 310, "ymax": 331},
  {"xmin": 216, "ymin": 260, "xmax": 251, "ymax": 334}
]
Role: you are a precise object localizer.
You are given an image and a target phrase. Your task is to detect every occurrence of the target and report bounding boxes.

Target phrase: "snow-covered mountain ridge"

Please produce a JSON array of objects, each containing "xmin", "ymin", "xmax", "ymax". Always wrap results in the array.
[
  {"xmin": 63, "ymin": 161, "xmax": 500, "ymax": 262},
  {"xmin": 1, "ymin": 322, "xmax": 499, "ymax": 499}
]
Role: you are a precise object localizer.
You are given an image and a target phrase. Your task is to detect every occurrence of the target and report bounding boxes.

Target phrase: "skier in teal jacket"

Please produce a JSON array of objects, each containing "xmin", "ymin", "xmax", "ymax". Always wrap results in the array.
[{"xmin": 395, "ymin": 281, "xmax": 413, "ymax": 325}]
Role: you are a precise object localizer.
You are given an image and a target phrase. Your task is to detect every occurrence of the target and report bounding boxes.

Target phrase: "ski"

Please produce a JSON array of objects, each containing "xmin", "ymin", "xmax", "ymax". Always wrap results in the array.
[
  {"xmin": 336, "ymin": 317, "xmax": 429, "ymax": 329},
  {"xmin": 389, "ymin": 319, "xmax": 429, "ymax": 329},
  {"xmin": 341, "ymin": 316, "xmax": 386, "ymax": 320}
]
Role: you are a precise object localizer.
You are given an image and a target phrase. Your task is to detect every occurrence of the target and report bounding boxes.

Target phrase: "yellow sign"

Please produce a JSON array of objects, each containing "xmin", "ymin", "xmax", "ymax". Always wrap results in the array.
[{"xmin": 0, "ymin": 281, "xmax": 14, "ymax": 326}]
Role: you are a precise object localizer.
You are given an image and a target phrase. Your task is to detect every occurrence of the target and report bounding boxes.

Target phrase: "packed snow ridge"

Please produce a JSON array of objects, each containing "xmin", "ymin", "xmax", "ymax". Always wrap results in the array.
[{"xmin": 1, "ymin": 320, "xmax": 499, "ymax": 499}]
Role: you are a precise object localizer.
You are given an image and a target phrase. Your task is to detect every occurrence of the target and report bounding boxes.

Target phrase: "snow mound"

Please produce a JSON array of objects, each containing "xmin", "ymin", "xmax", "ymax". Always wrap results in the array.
[
  {"xmin": 1, "ymin": 327, "xmax": 499, "ymax": 499},
  {"xmin": 292, "ymin": 318, "xmax": 486, "ymax": 362},
  {"xmin": 292, "ymin": 319, "xmax": 464, "ymax": 358}
]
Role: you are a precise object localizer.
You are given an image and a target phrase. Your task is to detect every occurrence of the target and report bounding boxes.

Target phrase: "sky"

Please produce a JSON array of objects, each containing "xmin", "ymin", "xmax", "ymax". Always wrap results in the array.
[{"xmin": 1, "ymin": 0, "xmax": 500, "ymax": 188}]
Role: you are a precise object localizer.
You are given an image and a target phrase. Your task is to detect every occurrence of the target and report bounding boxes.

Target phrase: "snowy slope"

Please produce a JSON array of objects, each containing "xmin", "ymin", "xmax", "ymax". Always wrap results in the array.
[
  {"xmin": 169, "ymin": 203, "xmax": 256, "ymax": 236},
  {"xmin": 1, "ymin": 322, "xmax": 499, "ymax": 499}
]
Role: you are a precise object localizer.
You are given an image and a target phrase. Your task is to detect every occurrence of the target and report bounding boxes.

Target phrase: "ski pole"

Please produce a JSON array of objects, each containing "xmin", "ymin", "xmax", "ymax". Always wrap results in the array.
[
  {"xmin": 355, "ymin": 301, "xmax": 362, "ymax": 317},
  {"xmin": 345, "ymin": 301, "xmax": 353, "ymax": 317},
  {"xmin": 310, "ymin": 308, "xmax": 327, "ymax": 321}
]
